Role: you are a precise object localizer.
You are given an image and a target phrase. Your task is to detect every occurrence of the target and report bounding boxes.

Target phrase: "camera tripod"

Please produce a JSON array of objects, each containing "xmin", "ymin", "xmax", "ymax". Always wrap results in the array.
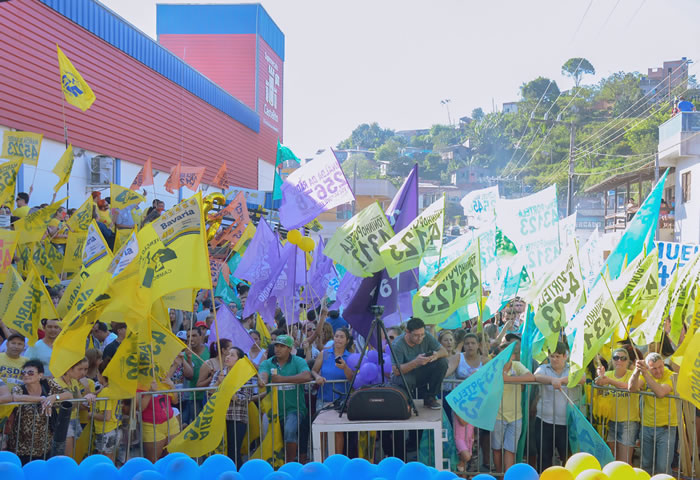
[{"xmin": 339, "ymin": 305, "xmax": 419, "ymax": 417}]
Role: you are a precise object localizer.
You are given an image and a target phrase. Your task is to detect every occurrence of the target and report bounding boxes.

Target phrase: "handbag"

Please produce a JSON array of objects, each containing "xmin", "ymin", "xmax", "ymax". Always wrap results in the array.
[{"xmin": 346, "ymin": 384, "xmax": 412, "ymax": 421}]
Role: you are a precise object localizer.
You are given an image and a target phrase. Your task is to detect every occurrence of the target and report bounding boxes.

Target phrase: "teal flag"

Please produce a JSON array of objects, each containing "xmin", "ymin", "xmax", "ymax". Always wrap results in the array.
[
  {"xmin": 601, "ymin": 169, "xmax": 668, "ymax": 281},
  {"xmin": 273, "ymin": 141, "xmax": 300, "ymax": 201},
  {"xmin": 516, "ymin": 307, "xmax": 536, "ymax": 462},
  {"xmin": 446, "ymin": 342, "xmax": 515, "ymax": 431},
  {"xmin": 214, "ymin": 272, "xmax": 240, "ymax": 307},
  {"xmin": 567, "ymin": 404, "xmax": 614, "ymax": 465},
  {"xmin": 418, "ymin": 409, "xmax": 459, "ymax": 468}
]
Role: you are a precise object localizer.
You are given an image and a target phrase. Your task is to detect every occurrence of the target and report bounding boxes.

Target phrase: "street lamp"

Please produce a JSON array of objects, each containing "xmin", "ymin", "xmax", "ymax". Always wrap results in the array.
[{"xmin": 440, "ymin": 99, "xmax": 452, "ymax": 126}]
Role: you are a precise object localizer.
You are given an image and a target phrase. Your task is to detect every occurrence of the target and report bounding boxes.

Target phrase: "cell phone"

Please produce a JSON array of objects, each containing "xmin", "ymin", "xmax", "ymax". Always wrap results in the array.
[{"xmin": 335, "ymin": 356, "xmax": 343, "ymax": 364}]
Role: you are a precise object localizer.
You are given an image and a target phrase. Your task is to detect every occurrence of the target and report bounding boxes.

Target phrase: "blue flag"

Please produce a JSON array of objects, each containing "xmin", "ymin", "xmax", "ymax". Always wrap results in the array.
[
  {"xmin": 601, "ymin": 169, "xmax": 668, "ymax": 281},
  {"xmin": 567, "ymin": 404, "xmax": 614, "ymax": 466},
  {"xmin": 446, "ymin": 342, "xmax": 515, "ymax": 431}
]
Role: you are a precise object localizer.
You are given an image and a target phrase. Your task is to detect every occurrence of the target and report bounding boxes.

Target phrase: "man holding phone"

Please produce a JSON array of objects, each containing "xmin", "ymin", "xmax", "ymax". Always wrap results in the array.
[{"xmin": 390, "ymin": 317, "xmax": 448, "ymax": 410}]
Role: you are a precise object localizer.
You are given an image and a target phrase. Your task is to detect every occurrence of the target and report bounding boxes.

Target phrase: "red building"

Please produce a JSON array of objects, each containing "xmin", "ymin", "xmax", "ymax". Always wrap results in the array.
[{"xmin": 0, "ymin": 0, "xmax": 284, "ymax": 207}]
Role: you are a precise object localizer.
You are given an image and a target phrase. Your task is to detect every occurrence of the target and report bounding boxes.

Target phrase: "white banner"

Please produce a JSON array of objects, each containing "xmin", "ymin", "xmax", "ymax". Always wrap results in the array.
[
  {"xmin": 460, "ymin": 186, "xmax": 498, "ymax": 229},
  {"xmin": 495, "ymin": 185, "xmax": 560, "ymax": 278},
  {"xmin": 580, "ymin": 227, "xmax": 605, "ymax": 291},
  {"xmin": 656, "ymin": 241, "xmax": 699, "ymax": 288}
]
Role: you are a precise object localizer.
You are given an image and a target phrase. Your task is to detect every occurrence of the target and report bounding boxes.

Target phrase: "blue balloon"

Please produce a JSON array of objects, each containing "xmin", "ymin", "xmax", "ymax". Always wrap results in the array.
[
  {"xmin": 297, "ymin": 462, "xmax": 332, "ymax": 480},
  {"xmin": 278, "ymin": 462, "xmax": 304, "ymax": 478},
  {"xmin": 377, "ymin": 457, "xmax": 404, "ymax": 480},
  {"xmin": 132, "ymin": 470, "xmax": 166, "ymax": 480},
  {"xmin": 323, "ymin": 454, "xmax": 350, "ymax": 473},
  {"xmin": 345, "ymin": 353, "xmax": 361, "ymax": 371},
  {"xmin": 503, "ymin": 463, "xmax": 537, "ymax": 480},
  {"xmin": 154, "ymin": 453, "xmax": 188, "ymax": 473},
  {"xmin": 80, "ymin": 455, "xmax": 113, "ymax": 469},
  {"xmin": 262, "ymin": 472, "xmax": 293, "ymax": 480},
  {"xmin": 47, "ymin": 456, "xmax": 78, "ymax": 480},
  {"xmin": 85, "ymin": 462, "xmax": 120, "ymax": 480},
  {"xmin": 164, "ymin": 457, "xmax": 199, "ymax": 480},
  {"xmin": 471, "ymin": 475, "xmax": 497, "ymax": 480},
  {"xmin": 200, "ymin": 454, "xmax": 236, "ymax": 480},
  {"xmin": 432, "ymin": 471, "xmax": 458, "ymax": 480},
  {"xmin": 0, "ymin": 452, "xmax": 21, "ymax": 467},
  {"xmin": 23, "ymin": 460, "xmax": 47, "ymax": 480},
  {"xmin": 239, "ymin": 459, "xmax": 273, "ymax": 480},
  {"xmin": 0, "ymin": 462, "xmax": 24, "ymax": 480},
  {"xmin": 119, "ymin": 458, "xmax": 156, "ymax": 480},
  {"xmin": 340, "ymin": 458, "xmax": 376, "ymax": 480},
  {"xmin": 366, "ymin": 350, "xmax": 379, "ymax": 364},
  {"xmin": 218, "ymin": 472, "xmax": 244, "ymax": 480},
  {"xmin": 426, "ymin": 467, "xmax": 438, "ymax": 476},
  {"xmin": 396, "ymin": 462, "xmax": 431, "ymax": 480}
]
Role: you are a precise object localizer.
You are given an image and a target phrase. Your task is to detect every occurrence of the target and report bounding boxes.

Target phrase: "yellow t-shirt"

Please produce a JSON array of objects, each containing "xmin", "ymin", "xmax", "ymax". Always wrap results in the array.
[
  {"xmin": 78, "ymin": 378, "xmax": 95, "ymax": 425},
  {"xmin": 48, "ymin": 218, "xmax": 68, "ymax": 245},
  {"xmin": 13, "ymin": 205, "xmax": 30, "ymax": 218},
  {"xmin": 0, "ymin": 353, "xmax": 28, "ymax": 386},
  {"xmin": 98, "ymin": 209, "xmax": 113, "ymax": 229},
  {"xmin": 497, "ymin": 361, "xmax": 530, "ymax": 422},
  {"xmin": 640, "ymin": 369, "xmax": 678, "ymax": 427},
  {"xmin": 55, "ymin": 377, "xmax": 85, "ymax": 420},
  {"xmin": 603, "ymin": 370, "xmax": 640, "ymax": 422},
  {"xmin": 93, "ymin": 398, "xmax": 119, "ymax": 434}
]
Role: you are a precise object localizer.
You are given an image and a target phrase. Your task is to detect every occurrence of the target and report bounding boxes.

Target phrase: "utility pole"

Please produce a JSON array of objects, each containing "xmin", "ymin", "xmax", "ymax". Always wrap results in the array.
[
  {"xmin": 352, "ymin": 159, "xmax": 358, "ymax": 215},
  {"xmin": 440, "ymin": 99, "xmax": 452, "ymax": 126},
  {"xmin": 567, "ymin": 122, "xmax": 576, "ymax": 216}
]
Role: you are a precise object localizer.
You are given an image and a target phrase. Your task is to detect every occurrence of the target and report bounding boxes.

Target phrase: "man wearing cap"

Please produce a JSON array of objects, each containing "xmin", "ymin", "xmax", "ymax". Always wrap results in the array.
[
  {"xmin": 258, "ymin": 334, "xmax": 312, "ymax": 462},
  {"xmin": 0, "ymin": 333, "xmax": 28, "ymax": 386}
]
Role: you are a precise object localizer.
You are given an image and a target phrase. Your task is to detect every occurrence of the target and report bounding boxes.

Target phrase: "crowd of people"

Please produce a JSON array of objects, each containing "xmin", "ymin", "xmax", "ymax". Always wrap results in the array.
[{"xmin": 0, "ymin": 192, "xmax": 697, "ymax": 479}]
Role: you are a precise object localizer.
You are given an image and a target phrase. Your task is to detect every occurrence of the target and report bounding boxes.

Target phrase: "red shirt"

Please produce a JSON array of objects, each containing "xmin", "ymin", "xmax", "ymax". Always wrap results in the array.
[{"xmin": 137, "ymin": 389, "xmax": 174, "ymax": 424}]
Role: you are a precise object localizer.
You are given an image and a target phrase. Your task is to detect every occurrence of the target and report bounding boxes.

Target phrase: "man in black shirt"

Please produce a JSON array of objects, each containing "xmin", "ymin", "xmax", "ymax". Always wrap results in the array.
[{"xmin": 101, "ymin": 322, "xmax": 127, "ymax": 371}]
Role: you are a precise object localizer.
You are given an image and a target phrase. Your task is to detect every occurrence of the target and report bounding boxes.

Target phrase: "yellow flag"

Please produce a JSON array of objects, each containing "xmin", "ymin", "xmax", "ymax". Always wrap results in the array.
[
  {"xmin": 32, "ymin": 240, "xmax": 62, "ymax": 286},
  {"xmin": 67, "ymin": 196, "xmax": 94, "ymax": 233},
  {"xmin": 0, "ymin": 266, "xmax": 22, "ymax": 317},
  {"xmin": 0, "ymin": 160, "xmax": 21, "ymax": 208},
  {"xmin": 233, "ymin": 222, "xmax": 256, "ymax": 254},
  {"xmin": 136, "ymin": 193, "xmax": 211, "ymax": 300},
  {"xmin": 677, "ymin": 328, "xmax": 700, "ymax": 409},
  {"xmin": 672, "ymin": 293, "xmax": 700, "ymax": 367},
  {"xmin": 167, "ymin": 357, "xmax": 256, "ymax": 457},
  {"xmin": 250, "ymin": 388, "xmax": 285, "ymax": 467},
  {"xmin": 114, "ymin": 228, "xmax": 133, "ymax": 252},
  {"xmin": 63, "ymin": 232, "xmax": 87, "ymax": 274},
  {"xmin": 83, "ymin": 221, "xmax": 113, "ymax": 272},
  {"xmin": 57, "ymin": 267, "xmax": 84, "ymax": 318},
  {"xmin": 5, "ymin": 265, "xmax": 50, "ymax": 346},
  {"xmin": 255, "ymin": 314, "xmax": 271, "ymax": 348},
  {"xmin": 14, "ymin": 197, "xmax": 67, "ymax": 244},
  {"xmin": 52, "ymin": 145, "xmax": 74, "ymax": 193},
  {"xmin": 111, "ymin": 183, "xmax": 145, "ymax": 210},
  {"xmin": 141, "ymin": 314, "xmax": 187, "ymax": 386},
  {"xmin": 162, "ymin": 288, "xmax": 196, "ymax": 312},
  {"xmin": 15, "ymin": 243, "xmax": 33, "ymax": 277},
  {"xmin": 57, "ymin": 45, "xmax": 96, "ymax": 112},
  {"xmin": 101, "ymin": 331, "xmax": 139, "ymax": 399},
  {"xmin": 0, "ymin": 229, "xmax": 18, "ymax": 283},
  {"xmin": 1, "ymin": 131, "xmax": 42, "ymax": 166}
]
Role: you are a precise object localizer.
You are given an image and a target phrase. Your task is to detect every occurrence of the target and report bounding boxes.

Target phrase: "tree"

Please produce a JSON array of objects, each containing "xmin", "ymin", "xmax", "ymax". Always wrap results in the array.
[
  {"xmin": 520, "ymin": 77, "xmax": 560, "ymax": 104},
  {"xmin": 562, "ymin": 58, "xmax": 595, "ymax": 88},
  {"xmin": 341, "ymin": 154, "xmax": 377, "ymax": 179},
  {"xmin": 336, "ymin": 122, "xmax": 394, "ymax": 149},
  {"xmin": 471, "ymin": 107, "xmax": 485, "ymax": 121}
]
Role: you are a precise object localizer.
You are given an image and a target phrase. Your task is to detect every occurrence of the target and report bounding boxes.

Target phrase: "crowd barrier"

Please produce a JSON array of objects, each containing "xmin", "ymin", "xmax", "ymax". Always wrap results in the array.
[{"xmin": 0, "ymin": 380, "xmax": 697, "ymax": 478}]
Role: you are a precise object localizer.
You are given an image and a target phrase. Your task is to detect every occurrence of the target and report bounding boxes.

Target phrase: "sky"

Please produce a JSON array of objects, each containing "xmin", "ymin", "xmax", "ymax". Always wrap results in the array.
[{"xmin": 100, "ymin": 0, "xmax": 700, "ymax": 159}]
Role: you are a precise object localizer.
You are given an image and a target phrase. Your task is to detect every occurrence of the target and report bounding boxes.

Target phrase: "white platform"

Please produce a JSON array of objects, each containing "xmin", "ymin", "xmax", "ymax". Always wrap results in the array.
[{"xmin": 311, "ymin": 399, "xmax": 443, "ymax": 468}]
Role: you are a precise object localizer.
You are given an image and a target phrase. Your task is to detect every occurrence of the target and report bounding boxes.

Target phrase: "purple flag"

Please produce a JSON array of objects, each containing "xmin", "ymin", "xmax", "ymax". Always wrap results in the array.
[
  {"xmin": 343, "ymin": 165, "xmax": 419, "ymax": 335},
  {"xmin": 377, "ymin": 164, "xmax": 419, "ymax": 324},
  {"xmin": 209, "ymin": 304, "xmax": 255, "ymax": 354},
  {"xmin": 234, "ymin": 217, "xmax": 279, "ymax": 283},
  {"xmin": 279, "ymin": 149, "xmax": 355, "ymax": 229},
  {"xmin": 305, "ymin": 237, "xmax": 337, "ymax": 310}
]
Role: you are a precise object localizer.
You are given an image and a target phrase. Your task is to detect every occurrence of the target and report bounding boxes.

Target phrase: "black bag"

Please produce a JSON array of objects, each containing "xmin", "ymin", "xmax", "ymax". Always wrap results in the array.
[{"xmin": 346, "ymin": 385, "xmax": 411, "ymax": 421}]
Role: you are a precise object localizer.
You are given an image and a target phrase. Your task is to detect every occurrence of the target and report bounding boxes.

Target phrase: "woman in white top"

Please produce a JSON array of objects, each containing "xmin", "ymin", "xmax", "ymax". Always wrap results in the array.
[{"xmin": 247, "ymin": 330, "xmax": 267, "ymax": 367}]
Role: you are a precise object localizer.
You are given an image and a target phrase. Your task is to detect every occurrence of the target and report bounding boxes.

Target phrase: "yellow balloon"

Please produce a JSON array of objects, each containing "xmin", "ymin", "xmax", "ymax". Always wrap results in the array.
[
  {"xmin": 575, "ymin": 470, "xmax": 608, "ymax": 480},
  {"xmin": 300, "ymin": 236, "xmax": 316, "ymax": 252},
  {"xmin": 649, "ymin": 475, "xmax": 674, "ymax": 480},
  {"xmin": 202, "ymin": 192, "xmax": 226, "ymax": 243},
  {"xmin": 287, "ymin": 229, "xmax": 301, "ymax": 245},
  {"xmin": 602, "ymin": 462, "xmax": 636, "ymax": 480},
  {"xmin": 540, "ymin": 466, "xmax": 574, "ymax": 480},
  {"xmin": 566, "ymin": 453, "xmax": 602, "ymax": 478},
  {"xmin": 632, "ymin": 468, "xmax": 650, "ymax": 480}
]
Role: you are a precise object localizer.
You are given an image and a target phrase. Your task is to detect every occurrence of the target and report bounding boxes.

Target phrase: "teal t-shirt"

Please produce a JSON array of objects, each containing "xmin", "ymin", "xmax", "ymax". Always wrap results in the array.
[
  {"xmin": 188, "ymin": 348, "xmax": 210, "ymax": 402},
  {"xmin": 259, "ymin": 354, "xmax": 310, "ymax": 417}
]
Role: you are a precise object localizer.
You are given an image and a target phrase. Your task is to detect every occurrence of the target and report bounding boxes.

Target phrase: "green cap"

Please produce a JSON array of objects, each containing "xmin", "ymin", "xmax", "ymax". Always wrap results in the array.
[{"xmin": 272, "ymin": 334, "xmax": 294, "ymax": 348}]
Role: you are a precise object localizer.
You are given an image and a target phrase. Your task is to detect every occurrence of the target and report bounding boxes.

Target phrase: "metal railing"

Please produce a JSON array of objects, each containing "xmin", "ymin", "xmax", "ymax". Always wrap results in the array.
[{"xmin": 1, "ymin": 380, "xmax": 697, "ymax": 479}]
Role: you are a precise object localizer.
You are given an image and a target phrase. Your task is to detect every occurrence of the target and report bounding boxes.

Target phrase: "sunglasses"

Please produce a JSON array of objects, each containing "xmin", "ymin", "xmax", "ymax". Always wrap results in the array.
[
  {"xmin": 612, "ymin": 355, "xmax": 628, "ymax": 361},
  {"xmin": 21, "ymin": 370, "xmax": 37, "ymax": 376}
]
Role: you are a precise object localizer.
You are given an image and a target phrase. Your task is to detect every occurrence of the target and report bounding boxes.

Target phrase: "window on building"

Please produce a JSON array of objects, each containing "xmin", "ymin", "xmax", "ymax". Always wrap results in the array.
[
  {"xmin": 336, "ymin": 203, "xmax": 352, "ymax": 220},
  {"xmin": 682, "ymin": 172, "xmax": 691, "ymax": 203}
]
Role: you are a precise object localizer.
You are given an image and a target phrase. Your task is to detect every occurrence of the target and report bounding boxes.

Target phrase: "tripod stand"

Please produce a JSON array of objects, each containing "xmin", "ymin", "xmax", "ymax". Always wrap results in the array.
[{"xmin": 339, "ymin": 305, "xmax": 419, "ymax": 417}]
